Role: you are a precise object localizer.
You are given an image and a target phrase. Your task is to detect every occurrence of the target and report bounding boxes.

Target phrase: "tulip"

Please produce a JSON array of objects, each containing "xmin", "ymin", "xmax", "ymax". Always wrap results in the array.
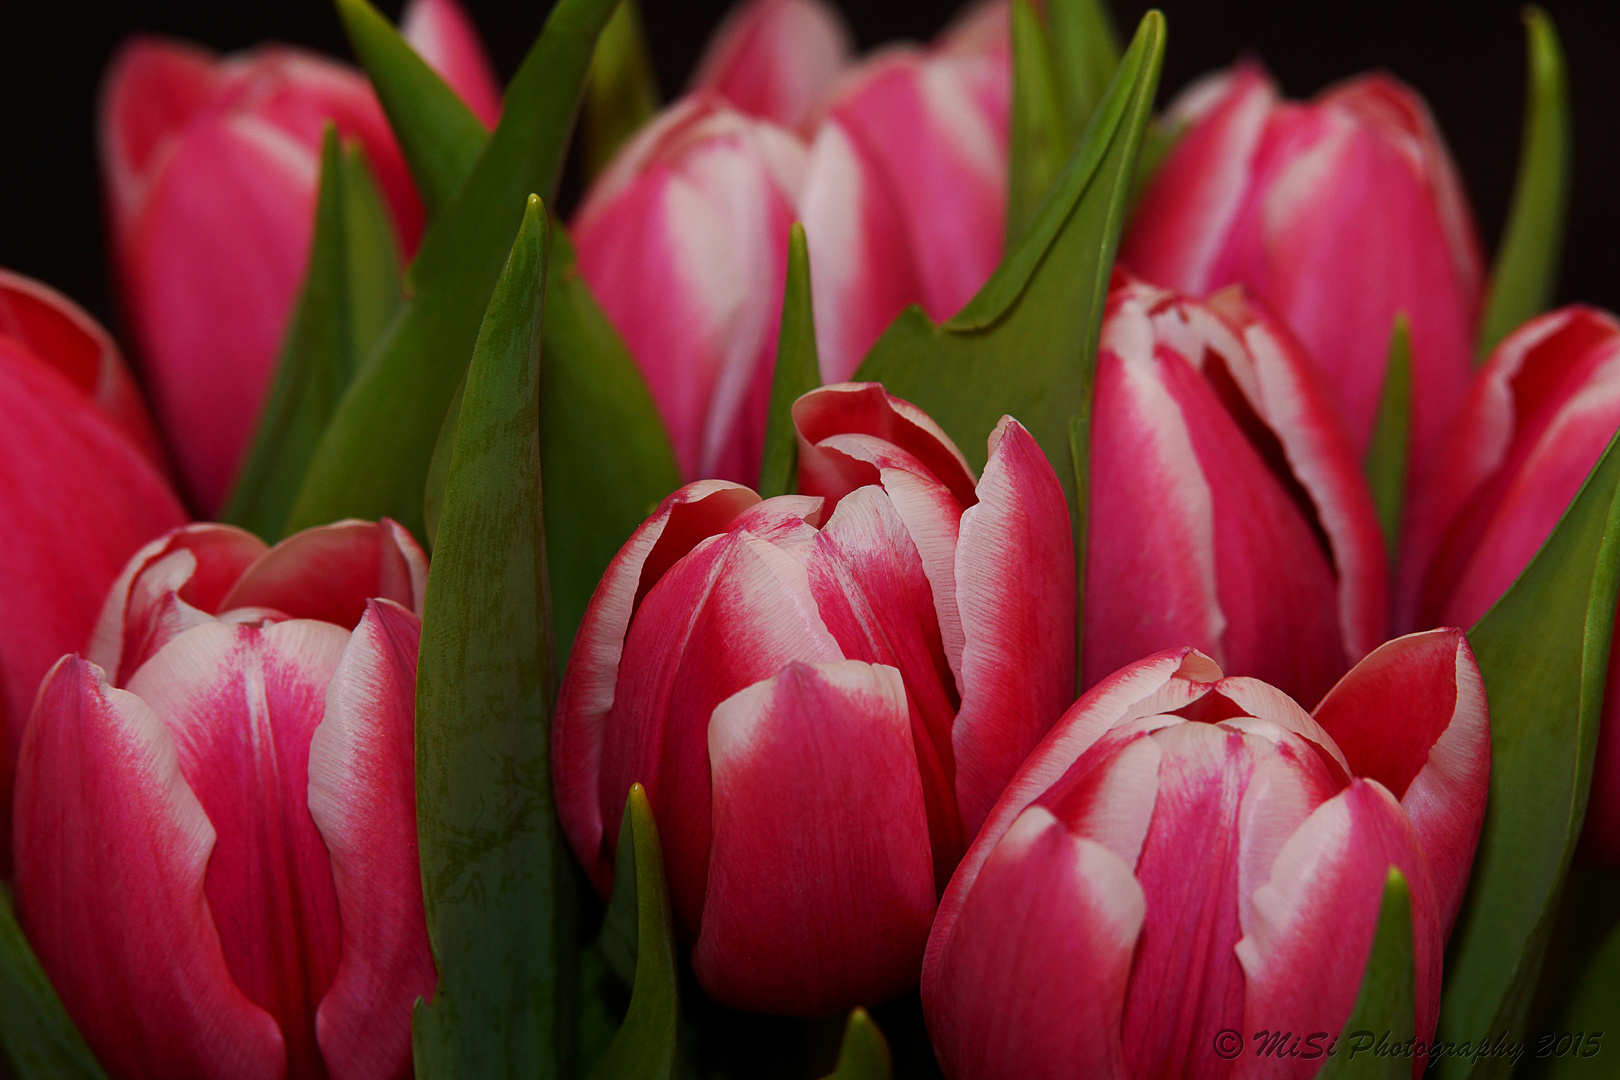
[
  {"xmin": 554, "ymin": 383, "xmax": 1073, "ymax": 1014},
  {"xmin": 690, "ymin": 0, "xmax": 853, "ymax": 133},
  {"xmin": 1122, "ymin": 64, "xmax": 1485, "ymax": 477},
  {"xmin": 0, "ymin": 269, "xmax": 186, "ymax": 863},
  {"xmin": 1088, "ymin": 273, "xmax": 1388, "ymax": 706},
  {"xmin": 99, "ymin": 35, "xmax": 424, "ymax": 513},
  {"xmin": 401, "ymin": 0, "xmax": 504, "ymax": 129},
  {"xmin": 924, "ymin": 635, "xmax": 1489, "ymax": 1080},
  {"xmin": 1399, "ymin": 306, "xmax": 1620, "ymax": 860},
  {"xmin": 14, "ymin": 518, "xmax": 433, "ymax": 1080}
]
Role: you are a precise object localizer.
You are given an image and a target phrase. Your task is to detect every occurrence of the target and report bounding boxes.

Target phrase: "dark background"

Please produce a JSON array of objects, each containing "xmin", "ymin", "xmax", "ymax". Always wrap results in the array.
[{"xmin": 1, "ymin": 0, "xmax": 1616, "ymax": 333}]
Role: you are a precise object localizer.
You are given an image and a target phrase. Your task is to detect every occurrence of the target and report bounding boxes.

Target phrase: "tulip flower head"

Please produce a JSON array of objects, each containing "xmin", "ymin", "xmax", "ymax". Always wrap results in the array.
[
  {"xmin": 554, "ymin": 384, "xmax": 1074, "ymax": 1015},
  {"xmin": 14, "ymin": 519, "xmax": 434, "ymax": 1080},
  {"xmin": 924, "ymin": 635, "xmax": 1489, "ymax": 1080},
  {"xmin": 691, "ymin": 0, "xmax": 854, "ymax": 133}
]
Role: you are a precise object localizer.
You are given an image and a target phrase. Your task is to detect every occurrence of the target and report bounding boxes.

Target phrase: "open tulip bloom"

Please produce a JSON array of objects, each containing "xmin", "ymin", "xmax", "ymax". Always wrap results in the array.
[{"xmin": 7, "ymin": 0, "xmax": 1620, "ymax": 1075}]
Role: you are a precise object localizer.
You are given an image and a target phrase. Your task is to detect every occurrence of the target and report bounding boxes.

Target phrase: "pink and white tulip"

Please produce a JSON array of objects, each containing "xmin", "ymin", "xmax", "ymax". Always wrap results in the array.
[
  {"xmin": 924, "ymin": 635, "xmax": 1489, "ymax": 1080},
  {"xmin": 1123, "ymin": 65, "xmax": 1484, "ymax": 475},
  {"xmin": 14, "ymin": 519, "xmax": 433, "ymax": 1080},
  {"xmin": 401, "ymin": 0, "xmax": 504, "ymax": 129},
  {"xmin": 553, "ymin": 383, "xmax": 1073, "ymax": 1015},
  {"xmin": 690, "ymin": 0, "xmax": 853, "ymax": 133},
  {"xmin": 1088, "ymin": 274, "xmax": 1388, "ymax": 706},
  {"xmin": 1399, "ymin": 306, "xmax": 1620, "ymax": 860}
]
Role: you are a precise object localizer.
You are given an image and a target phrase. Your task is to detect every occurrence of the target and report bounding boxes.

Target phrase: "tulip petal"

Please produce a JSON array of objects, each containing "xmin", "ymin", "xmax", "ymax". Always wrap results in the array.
[
  {"xmin": 14, "ymin": 657, "xmax": 284, "ymax": 1080},
  {"xmin": 221, "ymin": 518, "xmax": 428, "ymax": 627},
  {"xmin": 555, "ymin": 480, "xmax": 761, "ymax": 891},
  {"xmin": 401, "ymin": 0, "xmax": 504, "ymax": 128},
  {"xmin": 127, "ymin": 619, "xmax": 352, "ymax": 1079},
  {"xmin": 1212, "ymin": 676, "xmax": 1352, "ymax": 781},
  {"xmin": 953, "ymin": 418, "xmax": 1077, "ymax": 835},
  {"xmin": 1312, "ymin": 629, "xmax": 1488, "ymax": 932},
  {"xmin": 691, "ymin": 0, "xmax": 853, "ymax": 132},
  {"xmin": 695, "ymin": 660, "xmax": 936, "ymax": 1014},
  {"xmin": 309, "ymin": 600, "xmax": 434, "ymax": 1080},
  {"xmin": 926, "ymin": 806, "xmax": 1143, "ymax": 1080}
]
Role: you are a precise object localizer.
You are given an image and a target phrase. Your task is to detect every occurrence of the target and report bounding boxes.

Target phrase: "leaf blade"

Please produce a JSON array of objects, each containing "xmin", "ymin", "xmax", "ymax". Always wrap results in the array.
[
  {"xmin": 757, "ymin": 222, "xmax": 821, "ymax": 498},
  {"xmin": 0, "ymin": 889, "xmax": 108, "ymax": 1079},
  {"xmin": 583, "ymin": 0, "xmax": 660, "ymax": 179},
  {"xmin": 1046, "ymin": 0, "xmax": 1121, "ymax": 141},
  {"xmin": 1319, "ymin": 868, "xmax": 1416, "ymax": 1080},
  {"xmin": 1364, "ymin": 313, "xmax": 1412, "ymax": 558},
  {"xmin": 823, "ymin": 1009, "xmax": 891, "ymax": 1080},
  {"xmin": 1006, "ymin": 0, "xmax": 1068, "ymax": 248}
]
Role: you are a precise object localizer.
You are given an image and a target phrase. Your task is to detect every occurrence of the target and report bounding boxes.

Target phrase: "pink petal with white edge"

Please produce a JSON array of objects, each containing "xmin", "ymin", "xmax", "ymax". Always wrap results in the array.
[
  {"xmin": 401, "ymin": 0, "xmax": 503, "ymax": 128},
  {"xmin": 1212, "ymin": 676, "xmax": 1351, "ymax": 781},
  {"xmin": 221, "ymin": 518, "xmax": 428, "ymax": 627},
  {"xmin": 952, "ymin": 418, "xmax": 1076, "ymax": 835},
  {"xmin": 87, "ymin": 524, "xmax": 269, "ymax": 687},
  {"xmin": 554, "ymin": 481, "xmax": 761, "ymax": 892},
  {"xmin": 925, "ymin": 806, "xmax": 1143, "ymax": 1080},
  {"xmin": 1234, "ymin": 780, "xmax": 1443, "ymax": 1080},
  {"xmin": 691, "ymin": 0, "xmax": 853, "ymax": 132},
  {"xmin": 128, "ymin": 619, "xmax": 353, "ymax": 1080},
  {"xmin": 14, "ymin": 657, "xmax": 283, "ymax": 1080},
  {"xmin": 309, "ymin": 601, "xmax": 434, "ymax": 1080},
  {"xmin": 695, "ymin": 660, "xmax": 936, "ymax": 1014},
  {"xmin": 1312, "ymin": 629, "xmax": 1488, "ymax": 934},
  {"xmin": 794, "ymin": 383, "xmax": 978, "ymax": 507}
]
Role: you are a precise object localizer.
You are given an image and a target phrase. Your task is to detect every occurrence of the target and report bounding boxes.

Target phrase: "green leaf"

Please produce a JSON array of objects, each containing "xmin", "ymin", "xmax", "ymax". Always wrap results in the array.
[
  {"xmin": 1545, "ymin": 916, "xmax": 1620, "ymax": 1079},
  {"xmin": 1438, "ymin": 428, "xmax": 1620, "ymax": 1077},
  {"xmin": 757, "ymin": 223, "xmax": 821, "ymax": 498},
  {"xmin": 335, "ymin": 0, "xmax": 490, "ymax": 218},
  {"xmin": 222, "ymin": 127, "xmax": 404, "ymax": 539},
  {"xmin": 1006, "ymin": 0, "xmax": 1067, "ymax": 248},
  {"xmin": 1476, "ymin": 6, "xmax": 1570, "ymax": 359},
  {"xmin": 1319, "ymin": 869, "xmax": 1415, "ymax": 1080},
  {"xmin": 290, "ymin": 0, "xmax": 619, "ymax": 538},
  {"xmin": 1363, "ymin": 313, "xmax": 1412, "ymax": 558},
  {"xmin": 423, "ymin": 371, "xmax": 464, "ymax": 551},
  {"xmin": 586, "ymin": 784, "xmax": 679, "ymax": 1080},
  {"xmin": 412, "ymin": 196, "xmax": 578, "ymax": 1079},
  {"xmin": 0, "ymin": 888, "xmax": 107, "ymax": 1079},
  {"xmin": 584, "ymin": 0, "xmax": 660, "ymax": 180},
  {"xmin": 1046, "ymin": 0, "xmax": 1121, "ymax": 140},
  {"xmin": 822, "ymin": 1009, "xmax": 891, "ymax": 1080}
]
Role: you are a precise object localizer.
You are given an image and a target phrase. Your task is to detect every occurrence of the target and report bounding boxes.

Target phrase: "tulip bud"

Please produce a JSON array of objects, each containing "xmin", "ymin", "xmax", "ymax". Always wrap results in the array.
[
  {"xmin": 1089, "ymin": 274, "xmax": 1388, "ymax": 706},
  {"xmin": 401, "ymin": 0, "xmax": 504, "ymax": 128},
  {"xmin": 99, "ymin": 37, "xmax": 425, "ymax": 513},
  {"xmin": 14, "ymin": 519, "xmax": 433, "ymax": 1080},
  {"xmin": 0, "ymin": 269, "xmax": 186, "ymax": 864},
  {"xmin": 553, "ymin": 384, "xmax": 1073, "ymax": 1014},
  {"xmin": 690, "ymin": 0, "xmax": 854, "ymax": 132},
  {"xmin": 1123, "ymin": 65, "xmax": 1484, "ymax": 476},
  {"xmin": 924, "ymin": 635, "xmax": 1489, "ymax": 1080},
  {"xmin": 1400, "ymin": 306, "xmax": 1620, "ymax": 860}
]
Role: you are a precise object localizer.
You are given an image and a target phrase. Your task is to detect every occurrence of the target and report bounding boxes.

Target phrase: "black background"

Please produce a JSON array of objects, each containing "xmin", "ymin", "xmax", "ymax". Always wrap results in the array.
[{"xmin": 0, "ymin": 0, "xmax": 1616, "ymax": 334}]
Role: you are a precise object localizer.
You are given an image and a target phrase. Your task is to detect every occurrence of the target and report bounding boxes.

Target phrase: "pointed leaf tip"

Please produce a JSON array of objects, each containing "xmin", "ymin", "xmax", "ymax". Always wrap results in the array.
[
  {"xmin": 824, "ymin": 1008, "xmax": 891, "ymax": 1080},
  {"xmin": 757, "ymin": 222, "xmax": 821, "ymax": 498},
  {"xmin": 1364, "ymin": 312, "xmax": 1412, "ymax": 557},
  {"xmin": 1320, "ymin": 867, "xmax": 1415, "ymax": 1080}
]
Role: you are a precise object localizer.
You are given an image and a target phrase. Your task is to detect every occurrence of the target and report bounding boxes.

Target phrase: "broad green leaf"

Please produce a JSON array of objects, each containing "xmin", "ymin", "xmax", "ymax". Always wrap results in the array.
[
  {"xmin": 335, "ymin": 0, "xmax": 490, "ymax": 217},
  {"xmin": 1364, "ymin": 313, "xmax": 1412, "ymax": 558},
  {"xmin": 822, "ymin": 1009, "xmax": 891, "ymax": 1080},
  {"xmin": 757, "ymin": 223, "xmax": 821, "ymax": 498},
  {"xmin": 423, "ymin": 371, "xmax": 464, "ymax": 551},
  {"xmin": 586, "ymin": 784, "xmax": 679, "ymax": 1080},
  {"xmin": 1319, "ymin": 869, "xmax": 1415, "ymax": 1080},
  {"xmin": 290, "ymin": 0, "xmax": 619, "ymax": 538},
  {"xmin": 584, "ymin": 0, "xmax": 659, "ymax": 179},
  {"xmin": 413, "ymin": 197, "xmax": 578, "ymax": 1079},
  {"xmin": 1439, "ymin": 429, "xmax": 1620, "ymax": 1078},
  {"xmin": 1046, "ymin": 0, "xmax": 1121, "ymax": 140},
  {"xmin": 0, "ymin": 888, "xmax": 107, "ymax": 1079},
  {"xmin": 223, "ymin": 128, "xmax": 403, "ymax": 539},
  {"xmin": 1476, "ymin": 6, "xmax": 1570, "ymax": 359},
  {"xmin": 1545, "ymin": 916, "xmax": 1620, "ymax": 1079},
  {"xmin": 1006, "ymin": 0, "xmax": 1067, "ymax": 248}
]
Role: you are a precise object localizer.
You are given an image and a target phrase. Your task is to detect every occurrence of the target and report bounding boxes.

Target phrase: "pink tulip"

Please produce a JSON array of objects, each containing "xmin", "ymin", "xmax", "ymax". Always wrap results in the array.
[
  {"xmin": 691, "ymin": 0, "xmax": 853, "ymax": 133},
  {"xmin": 1088, "ymin": 274, "xmax": 1388, "ymax": 706},
  {"xmin": 100, "ymin": 36, "xmax": 425, "ymax": 513},
  {"xmin": 1123, "ymin": 64, "xmax": 1485, "ymax": 477},
  {"xmin": 401, "ymin": 0, "xmax": 504, "ymax": 129},
  {"xmin": 924, "ymin": 635, "xmax": 1489, "ymax": 1080},
  {"xmin": 0, "ymin": 269, "xmax": 187, "ymax": 863},
  {"xmin": 1399, "ymin": 306, "xmax": 1620, "ymax": 860},
  {"xmin": 554, "ymin": 383, "xmax": 1073, "ymax": 1014},
  {"xmin": 14, "ymin": 518, "xmax": 433, "ymax": 1080}
]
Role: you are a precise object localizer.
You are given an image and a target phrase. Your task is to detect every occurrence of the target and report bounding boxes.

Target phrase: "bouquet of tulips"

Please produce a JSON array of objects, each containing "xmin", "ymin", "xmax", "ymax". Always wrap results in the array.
[{"xmin": 3, "ymin": 0, "xmax": 1617, "ymax": 1076}]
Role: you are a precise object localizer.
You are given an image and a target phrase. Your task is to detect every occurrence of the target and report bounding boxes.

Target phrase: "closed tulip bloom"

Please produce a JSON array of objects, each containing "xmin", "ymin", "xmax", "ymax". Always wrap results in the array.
[
  {"xmin": 0, "ymin": 269, "xmax": 186, "ymax": 861},
  {"xmin": 691, "ymin": 0, "xmax": 854, "ymax": 132},
  {"xmin": 1088, "ymin": 274, "xmax": 1388, "ymax": 706},
  {"xmin": 1399, "ymin": 306, "xmax": 1620, "ymax": 859},
  {"xmin": 924, "ymin": 635, "xmax": 1489, "ymax": 1080},
  {"xmin": 554, "ymin": 384, "xmax": 1073, "ymax": 1015},
  {"xmin": 401, "ymin": 0, "xmax": 503, "ymax": 128},
  {"xmin": 14, "ymin": 519, "xmax": 433, "ymax": 1080},
  {"xmin": 1123, "ymin": 64, "xmax": 1484, "ymax": 475},
  {"xmin": 99, "ymin": 36, "xmax": 423, "ymax": 513}
]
